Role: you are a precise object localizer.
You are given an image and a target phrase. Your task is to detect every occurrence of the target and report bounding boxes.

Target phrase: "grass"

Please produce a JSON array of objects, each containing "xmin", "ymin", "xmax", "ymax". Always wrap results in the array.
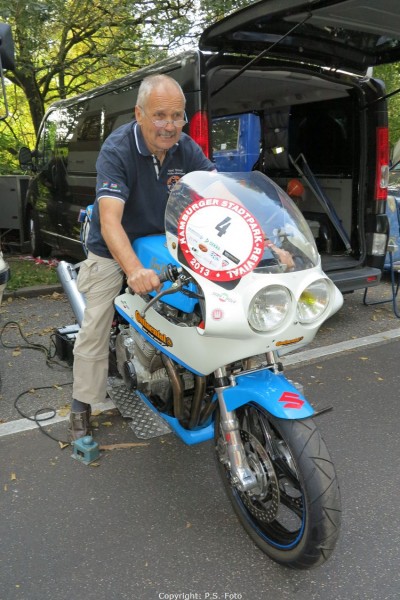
[{"xmin": 5, "ymin": 256, "xmax": 59, "ymax": 291}]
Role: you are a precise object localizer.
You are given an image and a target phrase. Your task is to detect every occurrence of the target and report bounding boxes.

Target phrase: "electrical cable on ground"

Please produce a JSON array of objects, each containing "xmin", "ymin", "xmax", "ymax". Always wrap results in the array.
[{"xmin": 0, "ymin": 319, "xmax": 73, "ymax": 445}]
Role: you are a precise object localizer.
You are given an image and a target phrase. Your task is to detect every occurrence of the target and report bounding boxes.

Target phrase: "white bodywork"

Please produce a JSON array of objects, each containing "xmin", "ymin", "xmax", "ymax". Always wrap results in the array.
[{"xmin": 116, "ymin": 171, "xmax": 343, "ymax": 375}]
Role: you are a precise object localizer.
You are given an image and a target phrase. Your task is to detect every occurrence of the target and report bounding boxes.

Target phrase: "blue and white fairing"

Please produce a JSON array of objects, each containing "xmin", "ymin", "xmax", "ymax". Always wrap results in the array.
[{"xmin": 115, "ymin": 171, "xmax": 343, "ymax": 378}]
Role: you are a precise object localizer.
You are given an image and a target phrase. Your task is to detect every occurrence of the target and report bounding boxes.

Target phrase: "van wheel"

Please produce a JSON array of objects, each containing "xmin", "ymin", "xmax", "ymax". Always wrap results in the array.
[{"xmin": 29, "ymin": 210, "xmax": 51, "ymax": 258}]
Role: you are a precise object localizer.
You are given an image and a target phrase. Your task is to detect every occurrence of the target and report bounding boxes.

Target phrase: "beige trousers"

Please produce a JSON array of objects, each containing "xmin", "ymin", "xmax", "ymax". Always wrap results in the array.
[{"xmin": 72, "ymin": 252, "xmax": 124, "ymax": 405}]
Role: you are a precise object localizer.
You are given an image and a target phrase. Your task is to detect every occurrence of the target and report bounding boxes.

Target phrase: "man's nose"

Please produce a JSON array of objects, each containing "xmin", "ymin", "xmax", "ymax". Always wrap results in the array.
[{"xmin": 163, "ymin": 120, "xmax": 176, "ymax": 130}]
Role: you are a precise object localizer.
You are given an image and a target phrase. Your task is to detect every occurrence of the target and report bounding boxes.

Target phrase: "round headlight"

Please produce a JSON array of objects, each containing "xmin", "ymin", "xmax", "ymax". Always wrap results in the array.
[
  {"xmin": 248, "ymin": 285, "xmax": 291, "ymax": 332},
  {"xmin": 297, "ymin": 279, "xmax": 330, "ymax": 323}
]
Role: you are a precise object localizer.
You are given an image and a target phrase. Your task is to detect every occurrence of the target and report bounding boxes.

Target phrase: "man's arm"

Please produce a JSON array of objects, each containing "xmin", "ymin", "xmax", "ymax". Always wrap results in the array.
[{"xmin": 99, "ymin": 196, "xmax": 160, "ymax": 294}]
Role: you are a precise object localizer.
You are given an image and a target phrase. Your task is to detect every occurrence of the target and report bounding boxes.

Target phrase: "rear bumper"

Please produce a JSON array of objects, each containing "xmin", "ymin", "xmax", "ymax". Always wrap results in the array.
[{"xmin": 328, "ymin": 266, "xmax": 381, "ymax": 293}]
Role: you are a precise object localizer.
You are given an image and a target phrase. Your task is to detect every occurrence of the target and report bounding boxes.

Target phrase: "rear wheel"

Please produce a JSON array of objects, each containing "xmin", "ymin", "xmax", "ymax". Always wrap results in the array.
[{"xmin": 215, "ymin": 404, "xmax": 341, "ymax": 568}]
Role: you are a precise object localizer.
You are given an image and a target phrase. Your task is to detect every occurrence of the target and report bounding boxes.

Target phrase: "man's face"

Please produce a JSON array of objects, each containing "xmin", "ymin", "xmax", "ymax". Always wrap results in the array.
[{"xmin": 135, "ymin": 83, "xmax": 186, "ymax": 155}]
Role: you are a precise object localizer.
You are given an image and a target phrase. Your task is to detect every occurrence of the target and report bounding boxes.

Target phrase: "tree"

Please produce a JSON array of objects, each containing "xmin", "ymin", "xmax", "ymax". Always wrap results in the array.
[
  {"xmin": 1, "ymin": 0, "xmax": 250, "ymax": 134},
  {"xmin": 0, "ymin": 0, "xmax": 250, "ymax": 171}
]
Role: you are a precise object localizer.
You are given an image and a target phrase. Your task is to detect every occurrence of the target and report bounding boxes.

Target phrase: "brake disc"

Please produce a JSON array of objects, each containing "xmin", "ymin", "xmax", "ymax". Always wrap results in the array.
[{"xmin": 239, "ymin": 429, "xmax": 280, "ymax": 523}]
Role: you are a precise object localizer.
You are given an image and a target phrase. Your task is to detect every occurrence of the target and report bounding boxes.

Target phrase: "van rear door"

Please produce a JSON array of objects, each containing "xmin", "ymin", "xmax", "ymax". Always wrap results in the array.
[{"xmin": 200, "ymin": 0, "xmax": 400, "ymax": 73}]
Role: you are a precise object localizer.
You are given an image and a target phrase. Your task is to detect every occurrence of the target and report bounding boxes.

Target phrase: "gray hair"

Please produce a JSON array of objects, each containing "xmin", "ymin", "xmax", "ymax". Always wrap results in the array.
[{"xmin": 136, "ymin": 74, "xmax": 186, "ymax": 108}]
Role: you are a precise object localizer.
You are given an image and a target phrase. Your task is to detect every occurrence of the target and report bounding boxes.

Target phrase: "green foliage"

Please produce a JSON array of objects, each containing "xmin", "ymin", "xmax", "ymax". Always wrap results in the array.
[{"xmin": 0, "ymin": 82, "xmax": 36, "ymax": 174}]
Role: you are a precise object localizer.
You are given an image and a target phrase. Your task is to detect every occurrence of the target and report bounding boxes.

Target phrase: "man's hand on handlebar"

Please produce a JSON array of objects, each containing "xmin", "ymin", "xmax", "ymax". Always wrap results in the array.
[{"xmin": 127, "ymin": 267, "xmax": 161, "ymax": 294}]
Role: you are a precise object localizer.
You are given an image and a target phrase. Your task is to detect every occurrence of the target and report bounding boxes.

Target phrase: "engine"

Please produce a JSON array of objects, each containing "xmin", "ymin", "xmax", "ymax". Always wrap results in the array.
[{"xmin": 114, "ymin": 325, "xmax": 194, "ymax": 407}]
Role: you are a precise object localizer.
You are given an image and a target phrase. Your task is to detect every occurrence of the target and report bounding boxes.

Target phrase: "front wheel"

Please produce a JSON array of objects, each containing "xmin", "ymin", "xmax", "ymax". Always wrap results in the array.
[{"xmin": 215, "ymin": 404, "xmax": 341, "ymax": 569}]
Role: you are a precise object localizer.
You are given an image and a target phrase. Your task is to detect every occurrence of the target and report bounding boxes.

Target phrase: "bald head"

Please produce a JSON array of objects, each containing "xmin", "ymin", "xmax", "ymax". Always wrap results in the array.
[{"xmin": 136, "ymin": 75, "xmax": 185, "ymax": 110}]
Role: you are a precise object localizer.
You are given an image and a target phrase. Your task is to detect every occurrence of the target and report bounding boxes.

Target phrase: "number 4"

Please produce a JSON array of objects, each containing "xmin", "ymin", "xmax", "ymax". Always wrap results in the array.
[{"xmin": 215, "ymin": 216, "xmax": 232, "ymax": 237}]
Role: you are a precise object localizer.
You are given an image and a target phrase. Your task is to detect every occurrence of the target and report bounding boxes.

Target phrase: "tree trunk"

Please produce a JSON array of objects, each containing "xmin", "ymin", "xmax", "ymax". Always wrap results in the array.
[{"xmin": 14, "ymin": 70, "xmax": 45, "ymax": 137}]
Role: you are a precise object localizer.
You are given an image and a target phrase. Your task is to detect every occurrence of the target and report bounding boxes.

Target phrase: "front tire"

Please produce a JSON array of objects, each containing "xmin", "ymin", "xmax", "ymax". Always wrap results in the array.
[{"xmin": 215, "ymin": 404, "xmax": 341, "ymax": 568}]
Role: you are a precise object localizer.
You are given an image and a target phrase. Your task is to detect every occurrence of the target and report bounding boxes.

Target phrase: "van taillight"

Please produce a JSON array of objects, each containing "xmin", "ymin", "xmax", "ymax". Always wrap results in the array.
[
  {"xmin": 189, "ymin": 111, "xmax": 210, "ymax": 158},
  {"xmin": 375, "ymin": 126, "xmax": 389, "ymax": 201}
]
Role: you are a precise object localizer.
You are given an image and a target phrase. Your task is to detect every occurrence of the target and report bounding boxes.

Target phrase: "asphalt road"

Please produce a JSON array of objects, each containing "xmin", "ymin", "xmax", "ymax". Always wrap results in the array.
[{"xmin": 1, "ymin": 281, "xmax": 400, "ymax": 599}]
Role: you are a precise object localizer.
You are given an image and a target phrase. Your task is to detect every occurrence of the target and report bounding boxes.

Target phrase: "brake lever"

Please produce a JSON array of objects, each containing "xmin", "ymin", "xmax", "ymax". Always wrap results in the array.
[{"xmin": 140, "ymin": 277, "xmax": 185, "ymax": 317}]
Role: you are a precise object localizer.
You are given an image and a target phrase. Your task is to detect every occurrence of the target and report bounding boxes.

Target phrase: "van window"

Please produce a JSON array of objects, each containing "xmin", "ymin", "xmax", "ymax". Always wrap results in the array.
[
  {"xmin": 212, "ymin": 117, "xmax": 240, "ymax": 152},
  {"xmin": 212, "ymin": 113, "xmax": 261, "ymax": 171},
  {"xmin": 78, "ymin": 114, "xmax": 102, "ymax": 142},
  {"xmin": 37, "ymin": 111, "xmax": 58, "ymax": 167},
  {"xmin": 289, "ymin": 99, "xmax": 354, "ymax": 175}
]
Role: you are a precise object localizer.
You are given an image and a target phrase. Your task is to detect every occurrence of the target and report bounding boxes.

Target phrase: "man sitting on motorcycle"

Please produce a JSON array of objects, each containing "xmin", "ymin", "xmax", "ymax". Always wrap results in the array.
[{"xmin": 68, "ymin": 74, "xmax": 215, "ymax": 441}]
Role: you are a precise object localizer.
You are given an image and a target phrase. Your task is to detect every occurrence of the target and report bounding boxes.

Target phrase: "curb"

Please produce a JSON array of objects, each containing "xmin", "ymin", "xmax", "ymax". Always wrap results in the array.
[{"xmin": 3, "ymin": 284, "xmax": 64, "ymax": 300}]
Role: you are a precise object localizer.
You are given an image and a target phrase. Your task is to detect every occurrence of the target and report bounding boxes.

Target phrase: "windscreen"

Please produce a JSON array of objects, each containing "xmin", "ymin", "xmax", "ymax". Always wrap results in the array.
[{"xmin": 166, "ymin": 171, "xmax": 319, "ymax": 282}]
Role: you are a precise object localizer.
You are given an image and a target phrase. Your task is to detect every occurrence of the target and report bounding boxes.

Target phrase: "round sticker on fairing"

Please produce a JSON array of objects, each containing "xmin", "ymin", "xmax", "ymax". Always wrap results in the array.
[{"xmin": 178, "ymin": 197, "xmax": 265, "ymax": 281}]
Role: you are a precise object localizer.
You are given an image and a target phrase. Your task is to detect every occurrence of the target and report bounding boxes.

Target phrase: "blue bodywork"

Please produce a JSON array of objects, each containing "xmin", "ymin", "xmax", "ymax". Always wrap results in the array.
[
  {"xmin": 132, "ymin": 371, "xmax": 314, "ymax": 446},
  {"xmin": 133, "ymin": 235, "xmax": 199, "ymax": 313}
]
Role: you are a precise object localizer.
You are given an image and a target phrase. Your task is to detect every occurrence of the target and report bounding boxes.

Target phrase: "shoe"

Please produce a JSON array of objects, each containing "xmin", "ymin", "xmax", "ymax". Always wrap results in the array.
[{"xmin": 68, "ymin": 406, "xmax": 92, "ymax": 442}]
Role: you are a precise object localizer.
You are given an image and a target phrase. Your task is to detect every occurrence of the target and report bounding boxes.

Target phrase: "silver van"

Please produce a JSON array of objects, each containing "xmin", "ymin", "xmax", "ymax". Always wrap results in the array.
[{"xmin": 19, "ymin": 0, "xmax": 400, "ymax": 293}]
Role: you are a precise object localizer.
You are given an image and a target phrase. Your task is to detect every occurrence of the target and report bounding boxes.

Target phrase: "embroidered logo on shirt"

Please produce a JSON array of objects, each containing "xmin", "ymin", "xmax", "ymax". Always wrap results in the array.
[
  {"xmin": 99, "ymin": 181, "xmax": 122, "ymax": 194},
  {"xmin": 166, "ymin": 174, "xmax": 182, "ymax": 191}
]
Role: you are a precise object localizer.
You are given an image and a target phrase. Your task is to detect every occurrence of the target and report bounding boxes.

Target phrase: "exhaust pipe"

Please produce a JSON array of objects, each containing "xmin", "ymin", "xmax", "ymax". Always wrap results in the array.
[{"xmin": 57, "ymin": 261, "xmax": 86, "ymax": 326}]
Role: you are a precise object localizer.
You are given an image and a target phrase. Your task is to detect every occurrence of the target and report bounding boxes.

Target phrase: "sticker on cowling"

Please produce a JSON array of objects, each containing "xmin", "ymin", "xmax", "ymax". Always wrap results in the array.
[
  {"xmin": 135, "ymin": 310, "xmax": 173, "ymax": 347},
  {"xmin": 178, "ymin": 197, "xmax": 264, "ymax": 281}
]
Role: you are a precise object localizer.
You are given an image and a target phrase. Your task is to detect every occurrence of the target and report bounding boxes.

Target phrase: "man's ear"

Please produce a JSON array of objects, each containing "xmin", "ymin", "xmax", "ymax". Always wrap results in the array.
[{"xmin": 135, "ymin": 105, "xmax": 142, "ymax": 124}]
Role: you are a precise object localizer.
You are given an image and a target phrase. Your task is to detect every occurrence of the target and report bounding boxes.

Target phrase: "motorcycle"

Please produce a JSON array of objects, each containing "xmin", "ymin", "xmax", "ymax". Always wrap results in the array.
[{"xmin": 58, "ymin": 170, "xmax": 343, "ymax": 569}]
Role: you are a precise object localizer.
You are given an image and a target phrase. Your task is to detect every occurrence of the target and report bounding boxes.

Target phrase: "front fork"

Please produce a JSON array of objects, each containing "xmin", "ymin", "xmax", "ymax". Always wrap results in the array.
[{"xmin": 215, "ymin": 366, "xmax": 258, "ymax": 492}]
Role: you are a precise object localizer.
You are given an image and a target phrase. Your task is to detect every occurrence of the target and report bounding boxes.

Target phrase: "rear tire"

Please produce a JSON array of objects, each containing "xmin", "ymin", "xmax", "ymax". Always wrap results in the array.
[{"xmin": 215, "ymin": 404, "xmax": 341, "ymax": 568}]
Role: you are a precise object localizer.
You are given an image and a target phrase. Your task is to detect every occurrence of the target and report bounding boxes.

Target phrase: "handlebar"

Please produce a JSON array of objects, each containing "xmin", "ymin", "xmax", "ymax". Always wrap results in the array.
[
  {"xmin": 158, "ymin": 264, "xmax": 181, "ymax": 284},
  {"xmin": 139, "ymin": 264, "xmax": 185, "ymax": 317}
]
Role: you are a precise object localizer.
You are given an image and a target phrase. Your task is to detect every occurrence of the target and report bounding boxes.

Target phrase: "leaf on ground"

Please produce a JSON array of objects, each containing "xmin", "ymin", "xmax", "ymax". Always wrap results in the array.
[
  {"xmin": 58, "ymin": 441, "xmax": 69, "ymax": 449},
  {"xmin": 10, "ymin": 473, "xmax": 17, "ymax": 481},
  {"xmin": 53, "ymin": 384, "xmax": 63, "ymax": 391},
  {"xmin": 89, "ymin": 462, "xmax": 101, "ymax": 467},
  {"xmin": 101, "ymin": 421, "xmax": 113, "ymax": 427},
  {"xmin": 359, "ymin": 357, "xmax": 369, "ymax": 361},
  {"xmin": 12, "ymin": 349, "xmax": 21, "ymax": 357},
  {"xmin": 38, "ymin": 327, "xmax": 54, "ymax": 335},
  {"xmin": 4, "ymin": 484, "xmax": 8, "ymax": 491},
  {"xmin": 58, "ymin": 406, "xmax": 70, "ymax": 417}
]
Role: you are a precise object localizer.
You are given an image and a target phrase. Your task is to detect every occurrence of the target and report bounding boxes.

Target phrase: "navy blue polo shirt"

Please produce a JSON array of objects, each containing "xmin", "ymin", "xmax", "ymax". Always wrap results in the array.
[{"xmin": 87, "ymin": 121, "xmax": 215, "ymax": 258}]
